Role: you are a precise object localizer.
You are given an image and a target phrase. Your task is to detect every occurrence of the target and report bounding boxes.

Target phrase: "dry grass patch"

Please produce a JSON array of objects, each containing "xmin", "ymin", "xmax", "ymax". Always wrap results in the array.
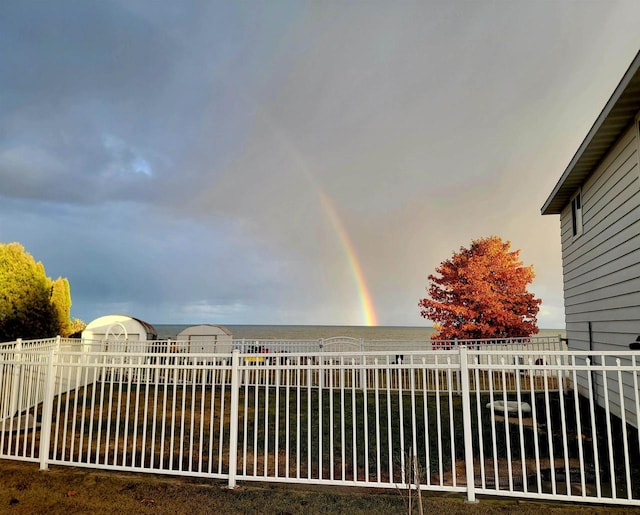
[{"xmin": 1, "ymin": 460, "xmax": 637, "ymax": 514}]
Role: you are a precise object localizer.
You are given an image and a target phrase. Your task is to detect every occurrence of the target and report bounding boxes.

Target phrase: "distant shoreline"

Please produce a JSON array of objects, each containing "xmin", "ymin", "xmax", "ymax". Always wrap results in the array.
[{"xmin": 152, "ymin": 323, "xmax": 565, "ymax": 341}]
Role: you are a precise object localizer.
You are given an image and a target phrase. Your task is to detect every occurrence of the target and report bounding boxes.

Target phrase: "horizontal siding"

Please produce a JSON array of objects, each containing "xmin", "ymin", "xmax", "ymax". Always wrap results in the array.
[
  {"xmin": 562, "ymin": 167, "xmax": 639, "ymax": 270},
  {"xmin": 567, "ymin": 321, "xmax": 640, "ymax": 347},
  {"xmin": 566, "ymin": 305, "xmax": 640, "ymax": 323},
  {"xmin": 582, "ymin": 133, "xmax": 636, "ymax": 221},
  {"xmin": 560, "ymin": 121, "xmax": 640, "ymax": 357},
  {"xmin": 565, "ymin": 321, "xmax": 640, "ymax": 351},
  {"xmin": 565, "ymin": 260, "xmax": 640, "ymax": 296},
  {"xmin": 559, "ymin": 128, "xmax": 637, "ymax": 249},
  {"xmin": 567, "ymin": 319, "xmax": 640, "ymax": 335},
  {"xmin": 565, "ymin": 278, "xmax": 640, "ymax": 310},
  {"xmin": 563, "ymin": 239, "xmax": 640, "ymax": 294},
  {"xmin": 562, "ymin": 192, "xmax": 640, "ymax": 281},
  {"xmin": 582, "ymin": 339, "xmax": 635, "ymax": 352}
]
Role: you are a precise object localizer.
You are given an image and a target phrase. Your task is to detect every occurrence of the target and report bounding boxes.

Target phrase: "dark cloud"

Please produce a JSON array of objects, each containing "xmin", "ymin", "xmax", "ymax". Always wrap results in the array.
[
  {"xmin": 1, "ymin": 1, "xmax": 639, "ymax": 326},
  {"xmin": 1, "ymin": 1, "xmax": 178, "ymax": 202},
  {"xmin": 2, "ymin": 2, "xmax": 172, "ymax": 110}
]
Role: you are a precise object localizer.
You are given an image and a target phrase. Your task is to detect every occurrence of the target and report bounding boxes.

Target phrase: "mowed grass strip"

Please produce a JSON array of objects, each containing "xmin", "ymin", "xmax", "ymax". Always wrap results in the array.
[{"xmin": 0, "ymin": 460, "xmax": 636, "ymax": 514}]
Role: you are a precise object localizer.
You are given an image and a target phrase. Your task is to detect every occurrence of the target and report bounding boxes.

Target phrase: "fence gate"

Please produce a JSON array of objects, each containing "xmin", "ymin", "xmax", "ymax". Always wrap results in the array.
[{"xmin": 321, "ymin": 337, "xmax": 362, "ymax": 353}]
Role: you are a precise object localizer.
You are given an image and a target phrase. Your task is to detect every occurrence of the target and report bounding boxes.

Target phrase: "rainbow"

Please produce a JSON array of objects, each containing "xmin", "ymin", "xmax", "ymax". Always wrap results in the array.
[
  {"xmin": 316, "ymin": 190, "xmax": 379, "ymax": 326},
  {"xmin": 254, "ymin": 109, "xmax": 379, "ymax": 326}
]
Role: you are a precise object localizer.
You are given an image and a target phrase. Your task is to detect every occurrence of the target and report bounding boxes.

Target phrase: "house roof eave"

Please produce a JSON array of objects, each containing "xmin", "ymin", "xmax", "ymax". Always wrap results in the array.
[{"xmin": 541, "ymin": 51, "xmax": 640, "ymax": 216}]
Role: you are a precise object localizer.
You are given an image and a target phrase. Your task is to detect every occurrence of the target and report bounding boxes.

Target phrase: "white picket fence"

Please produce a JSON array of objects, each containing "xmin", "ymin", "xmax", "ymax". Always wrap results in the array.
[{"xmin": 1, "ymin": 336, "xmax": 640, "ymax": 506}]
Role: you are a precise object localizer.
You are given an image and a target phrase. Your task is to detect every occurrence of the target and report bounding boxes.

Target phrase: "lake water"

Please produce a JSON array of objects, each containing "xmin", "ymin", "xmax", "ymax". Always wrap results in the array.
[{"xmin": 153, "ymin": 324, "xmax": 565, "ymax": 342}]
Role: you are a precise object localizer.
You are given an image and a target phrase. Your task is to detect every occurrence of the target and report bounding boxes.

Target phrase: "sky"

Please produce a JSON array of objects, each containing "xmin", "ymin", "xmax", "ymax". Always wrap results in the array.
[{"xmin": 2, "ymin": 1, "xmax": 640, "ymax": 328}]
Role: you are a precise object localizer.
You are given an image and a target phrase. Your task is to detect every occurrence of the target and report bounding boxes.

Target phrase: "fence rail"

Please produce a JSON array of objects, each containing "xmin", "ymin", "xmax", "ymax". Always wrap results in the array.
[
  {"xmin": 77, "ymin": 334, "xmax": 566, "ymax": 352},
  {"xmin": 1, "ymin": 336, "xmax": 639, "ymax": 506}
]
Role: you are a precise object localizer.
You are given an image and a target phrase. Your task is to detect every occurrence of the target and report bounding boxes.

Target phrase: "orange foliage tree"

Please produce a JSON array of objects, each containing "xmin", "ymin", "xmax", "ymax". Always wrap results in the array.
[{"xmin": 419, "ymin": 236, "xmax": 541, "ymax": 341}]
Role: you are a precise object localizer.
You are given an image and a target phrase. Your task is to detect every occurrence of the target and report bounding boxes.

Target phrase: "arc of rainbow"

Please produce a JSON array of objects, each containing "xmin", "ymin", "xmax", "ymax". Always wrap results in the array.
[
  {"xmin": 316, "ymin": 190, "xmax": 379, "ymax": 326},
  {"xmin": 255, "ymin": 109, "xmax": 378, "ymax": 326}
]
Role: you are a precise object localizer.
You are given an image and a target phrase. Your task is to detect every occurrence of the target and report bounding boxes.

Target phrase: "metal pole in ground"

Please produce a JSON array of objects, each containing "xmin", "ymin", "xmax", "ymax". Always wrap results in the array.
[
  {"xmin": 459, "ymin": 346, "xmax": 478, "ymax": 503},
  {"xmin": 227, "ymin": 349, "xmax": 241, "ymax": 489},
  {"xmin": 39, "ymin": 344, "xmax": 58, "ymax": 470},
  {"xmin": 360, "ymin": 338, "xmax": 365, "ymax": 390},
  {"xmin": 9, "ymin": 339, "xmax": 22, "ymax": 418}
]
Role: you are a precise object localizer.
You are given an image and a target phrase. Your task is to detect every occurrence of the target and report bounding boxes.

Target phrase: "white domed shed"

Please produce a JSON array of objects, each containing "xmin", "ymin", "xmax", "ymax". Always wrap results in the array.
[
  {"xmin": 176, "ymin": 324, "xmax": 233, "ymax": 354},
  {"xmin": 82, "ymin": 315, "xmax": 158, "ymax": 349}
]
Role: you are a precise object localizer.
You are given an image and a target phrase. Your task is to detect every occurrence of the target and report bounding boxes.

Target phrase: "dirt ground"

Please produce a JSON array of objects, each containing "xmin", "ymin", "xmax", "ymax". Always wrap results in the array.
[{"xmin": 0, "ymin": 460, "xmax": 639, "ymax": 514}]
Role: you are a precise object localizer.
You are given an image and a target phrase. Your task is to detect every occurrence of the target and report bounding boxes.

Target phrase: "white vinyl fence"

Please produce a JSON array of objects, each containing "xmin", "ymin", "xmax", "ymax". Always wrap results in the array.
[{"xmin": 1, "ymin": 336, "xmax": 640, "ymax": 507}]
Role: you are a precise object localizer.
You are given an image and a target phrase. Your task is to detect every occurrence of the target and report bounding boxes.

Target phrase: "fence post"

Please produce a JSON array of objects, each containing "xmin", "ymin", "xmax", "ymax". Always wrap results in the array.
[
  {"xmin": 227, "ymin": 349, "xmax": 241, "ymax": 489},
  {"xmin": 319, "ymin": 339, "xmax": 324, "ymax": 389},
  {"xmin": 360, "ymin": 338, "xmax": 365, "ymax": 390},
  {"xmin": 9, "ymin": 339, "xmax": 22, "ymax": 418},
  {"xmin": 39, "ymin": 344, "xmax": 58, "ymax": 470},
  {"xmin": 458, "ymin": 346, "xmax": 477, "ymax": 503},
  {"xmin": 455, "ymin": 339, "xmax": 462, "ymax": 394}
]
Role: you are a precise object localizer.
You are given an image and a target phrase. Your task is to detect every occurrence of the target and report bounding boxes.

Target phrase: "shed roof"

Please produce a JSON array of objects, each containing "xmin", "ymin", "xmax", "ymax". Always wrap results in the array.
[
  {"xmin": 84, "ymin": 314, "xmax": 158, "ymax": 339},
  {"xmin": 541, "ymin": 50, "xmax": 640, "ymax": 215},
  {"xmin": 129, "ymin": 316, "xmax": 158, "ymax": 339},
  {"xmin": 177, "ymin": 324, "xmax": 232, "ymax": 337}
]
